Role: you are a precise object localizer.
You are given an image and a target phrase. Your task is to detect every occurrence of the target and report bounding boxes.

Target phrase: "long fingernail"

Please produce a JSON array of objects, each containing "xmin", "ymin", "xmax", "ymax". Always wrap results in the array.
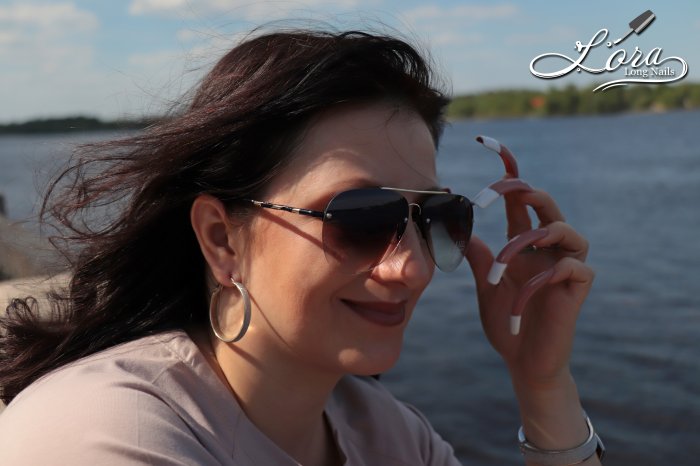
[
  {"xmin": 510, "ymin": 315, "xmax": 522, "ymax": 336},
  {"xmin": 476, "ymin": 135, "xmax": 519, "ymax": 178},
  {"xmin": 510, "ymin": 268, "xmax": 555, "ymax": 335},
  {"xmin": 472, "ymin": 178, "xmax": 533, "ymax": 209},
  {"xmin": 487, "ymin": 228, "xmax": 549, "ymax": 285}
]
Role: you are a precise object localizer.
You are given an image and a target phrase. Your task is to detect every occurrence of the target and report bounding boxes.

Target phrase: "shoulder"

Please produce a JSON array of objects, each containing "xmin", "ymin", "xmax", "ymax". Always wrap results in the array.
[
  {"xmin": 0, "ymin": 331, "xmax": 237, "ymax": 465},
  {"xmin": 328, "ymin": 376, "xmax": 461, "ymax": 466}
]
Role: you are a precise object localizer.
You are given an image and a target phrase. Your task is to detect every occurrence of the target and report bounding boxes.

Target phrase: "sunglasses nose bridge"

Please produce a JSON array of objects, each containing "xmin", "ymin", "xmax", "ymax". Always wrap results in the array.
[
  {"xmin": 390, "ymin": 202, "xmax": 431, "ymax": 262},
  {"xmin": 407, "ymin": 202, "xmax": 421, "ymax": 220},
  {"xmin": 408, "ymin": 202, "xmax": 430, "ymax": 238}
]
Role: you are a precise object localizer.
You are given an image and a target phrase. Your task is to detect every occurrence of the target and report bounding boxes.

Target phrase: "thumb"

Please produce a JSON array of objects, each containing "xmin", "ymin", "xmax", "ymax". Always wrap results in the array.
[{"xmin": 465, "ymin": 235, "xmax": 494, "ymax": 287}]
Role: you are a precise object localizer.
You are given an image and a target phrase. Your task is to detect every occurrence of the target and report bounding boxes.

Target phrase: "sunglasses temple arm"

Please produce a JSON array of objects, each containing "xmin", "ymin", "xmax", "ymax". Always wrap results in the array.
[
  {"xmin": 475, "ymin": 135, "xmax": 519, "ymax": 178},
  {"xmin": 472, "ymin": 178, "xmax": 533, "ymax": 209}
]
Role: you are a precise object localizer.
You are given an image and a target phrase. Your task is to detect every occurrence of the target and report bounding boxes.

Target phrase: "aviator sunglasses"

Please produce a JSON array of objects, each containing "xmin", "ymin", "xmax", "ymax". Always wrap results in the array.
[
  {"xmin": 239, "ymin": 135, "xmax": 532, "ymax": 275},
  {"xmin": 242, "ymin": 187, "xmax": 472, "ymax": 274}
]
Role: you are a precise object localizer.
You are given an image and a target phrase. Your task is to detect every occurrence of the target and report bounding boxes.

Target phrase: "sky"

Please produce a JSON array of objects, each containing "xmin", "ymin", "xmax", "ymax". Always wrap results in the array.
[{"xmin": 1, "ymin": 0, "xmax": 698, "ymax": 123}]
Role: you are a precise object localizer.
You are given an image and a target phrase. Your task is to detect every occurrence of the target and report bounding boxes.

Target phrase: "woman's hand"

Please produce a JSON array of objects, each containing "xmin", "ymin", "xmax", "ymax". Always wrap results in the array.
[
  {"xmin": 465, "ymin": 185, "xmax": 603, "ymax": 465},
  {"xmin": 465, "ymin": 186, "xmax": 594, "ymax": 389}
]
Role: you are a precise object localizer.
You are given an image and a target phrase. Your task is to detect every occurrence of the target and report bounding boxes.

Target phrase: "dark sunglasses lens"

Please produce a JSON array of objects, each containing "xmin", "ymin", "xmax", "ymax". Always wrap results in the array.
[
  {"xmin": 322, "ymin": 189, "xmax": 408, "ymax": 272},
  {"xmin": 421, "ymin": 195, "xmax": 473, "ymax": 272}
]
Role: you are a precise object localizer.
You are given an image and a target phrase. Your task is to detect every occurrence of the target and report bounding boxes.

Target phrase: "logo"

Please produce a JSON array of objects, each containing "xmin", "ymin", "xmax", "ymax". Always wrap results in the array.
[{"xmin": 530, "ymin": 10, "xmax": 689, "ymax": 92}]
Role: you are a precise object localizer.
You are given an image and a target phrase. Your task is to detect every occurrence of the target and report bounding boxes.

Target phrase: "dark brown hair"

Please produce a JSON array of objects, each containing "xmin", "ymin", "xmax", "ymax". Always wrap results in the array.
[{"xmin": 0, "ymin": 27, "xmax": 450, "ymax": 404}]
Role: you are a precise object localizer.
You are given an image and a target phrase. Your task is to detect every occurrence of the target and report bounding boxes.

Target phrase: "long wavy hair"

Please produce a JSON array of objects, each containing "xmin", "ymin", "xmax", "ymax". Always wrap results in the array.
[{"xmin": 0, "ymin": 27, "xmax": 450, "ymax": 404}]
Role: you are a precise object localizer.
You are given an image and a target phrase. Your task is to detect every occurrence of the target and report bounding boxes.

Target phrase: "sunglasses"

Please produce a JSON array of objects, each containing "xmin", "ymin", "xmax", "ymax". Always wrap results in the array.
[
  {"xmin": 238, "ymin": 135, "xmax": 532, "ymax": 276},
  {"xmin": 241, "ymin": 187, "xmax": 473, "ymax": 273}
]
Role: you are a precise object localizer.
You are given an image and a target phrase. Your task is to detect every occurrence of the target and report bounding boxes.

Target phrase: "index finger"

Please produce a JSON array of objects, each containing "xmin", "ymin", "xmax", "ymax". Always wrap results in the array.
[
  {"xmin": 518, "ymin": 189, "xmax": 566, "ymax": 227},
  {"xmin": 504, "ymin": 188, "xmax": 533, "ymax": 239}
]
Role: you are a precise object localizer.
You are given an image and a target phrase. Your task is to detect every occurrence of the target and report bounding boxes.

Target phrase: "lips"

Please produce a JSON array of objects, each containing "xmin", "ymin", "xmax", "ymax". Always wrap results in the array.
[{"xmin": 342, "ymin": 299, "xmax": 407, "ymax": 327}]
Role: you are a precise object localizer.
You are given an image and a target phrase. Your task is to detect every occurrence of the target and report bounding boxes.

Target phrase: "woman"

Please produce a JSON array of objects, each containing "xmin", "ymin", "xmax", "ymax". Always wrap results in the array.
[{"xmin": 0, "ymin": 29, "xmax": 603, "ymax": 465}]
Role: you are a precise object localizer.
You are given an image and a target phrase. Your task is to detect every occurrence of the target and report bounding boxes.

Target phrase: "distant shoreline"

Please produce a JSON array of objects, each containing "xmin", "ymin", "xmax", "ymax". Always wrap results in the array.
[
  {"xmin": 446, "ymin": 82, "xmax": 700, "ymax": 120},
  {"xmin": 0, "ymin": 116, "xmax": 157, "ymax": 135},
  {"xmin": 2, "ymin": 82, "xmax": 699, "ymax": 132}
]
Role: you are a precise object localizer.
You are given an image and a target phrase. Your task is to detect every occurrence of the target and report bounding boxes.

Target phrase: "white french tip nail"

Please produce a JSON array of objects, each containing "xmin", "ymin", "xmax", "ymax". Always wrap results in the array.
[
  {"xmin": 473, "ymin": 187, "xmax": 499, "ymax": 208},
  {"xmin": 510, "ymin": 315, "xmax": 522, "ymax": 335},
  {"xmin": 479, "ymin": 136, "xmax": 501, "ymax": 153},
  {"xmin": 487, "ymin": 262, "xmax": 507, "ymax": 285}
]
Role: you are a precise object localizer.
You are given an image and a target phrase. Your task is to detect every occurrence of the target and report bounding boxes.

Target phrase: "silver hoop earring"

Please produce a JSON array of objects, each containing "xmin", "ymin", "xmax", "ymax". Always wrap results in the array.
[{"xmin": 209, "ymin": 278, "xmax": 251, "ymax": 343}]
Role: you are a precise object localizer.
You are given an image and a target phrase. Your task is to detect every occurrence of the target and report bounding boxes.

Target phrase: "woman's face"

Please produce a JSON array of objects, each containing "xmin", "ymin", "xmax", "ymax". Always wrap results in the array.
[{"xmin": 239, "ymin": 102, "xmax": 439, "ymax": 376}]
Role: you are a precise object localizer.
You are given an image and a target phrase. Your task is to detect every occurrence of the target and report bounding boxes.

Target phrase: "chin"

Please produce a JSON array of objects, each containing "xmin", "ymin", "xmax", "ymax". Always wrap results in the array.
[{"xmin": 336, "ymin": 340, "xmax": 403, "ymax": 376}]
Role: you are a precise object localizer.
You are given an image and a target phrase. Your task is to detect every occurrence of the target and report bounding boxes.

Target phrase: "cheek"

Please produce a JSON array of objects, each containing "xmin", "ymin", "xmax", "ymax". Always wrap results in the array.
[
  {"xmin": 246, "ymin": 216, "xmax": 338, "ymax": 325},
  {"xmin": 254, "ymin": 215, "xmax": 328, "ymax": 275}
]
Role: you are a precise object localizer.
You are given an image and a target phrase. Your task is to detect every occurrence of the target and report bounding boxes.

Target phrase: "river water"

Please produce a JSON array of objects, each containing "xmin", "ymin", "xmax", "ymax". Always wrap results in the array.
[{"xmin": 1, "ymin": 111, "xmax": 699, "ymax": 465}]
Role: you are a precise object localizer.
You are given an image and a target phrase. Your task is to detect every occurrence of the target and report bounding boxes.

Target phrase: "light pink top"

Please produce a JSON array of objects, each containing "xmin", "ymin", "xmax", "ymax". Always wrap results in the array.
[{"xmin": 0, "ymin": 331, "xmax": 461, "ymax": 465}]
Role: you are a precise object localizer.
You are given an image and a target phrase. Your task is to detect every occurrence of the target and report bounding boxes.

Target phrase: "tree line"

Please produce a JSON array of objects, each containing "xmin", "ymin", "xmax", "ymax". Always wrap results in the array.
[
  {"xmin": 2, "ymin": 83, "xmax": 700, "ymax": 133},
  {"xmin": 0, "ymin": 116, "xmax": 156, "ymax": 135},
  {"xmin": 447, "ymin": 82, "xmax": 700, "ymax": 119}
]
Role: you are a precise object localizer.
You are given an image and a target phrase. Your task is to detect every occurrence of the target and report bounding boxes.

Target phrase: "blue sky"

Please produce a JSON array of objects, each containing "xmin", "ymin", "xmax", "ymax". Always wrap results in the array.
[{"xmin": 1, "ymin": 0, "xmax": 698, "ymax": 122}]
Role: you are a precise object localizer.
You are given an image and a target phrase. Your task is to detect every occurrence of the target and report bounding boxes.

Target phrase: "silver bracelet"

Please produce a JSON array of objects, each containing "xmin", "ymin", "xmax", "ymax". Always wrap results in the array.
[{"xmin": 517, "ymin": 412, "xmax": 605, "ymax": 465}]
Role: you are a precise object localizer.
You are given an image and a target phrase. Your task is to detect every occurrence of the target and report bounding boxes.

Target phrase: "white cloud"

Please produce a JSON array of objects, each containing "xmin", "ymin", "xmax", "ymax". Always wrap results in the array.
[
  {"xmin": 176, "ymin": 28, "xmax": 200, "ymax": 42},
  {"xmin": 397, "ymin": 3, "xmax": 518, "ymax": 49},
  {"xmin": 0, "ymin": 2, "xmax": 105, "ymax": 121},
  {"xmin": 129, "ymin": 0, "xmax": 188, "ymax": 16},
  {"xmin": 129, "ymin": 0, "xmax": 362, "ymax": 20},
  {"xmin": 0, "ymin": 2, "xmax": 98, "ymax": 32},
  {"xmin": 504, "ymin": 25, "xmax": 577, "ymax": 46},
  {"xmin": 401, "ymin": 3, "xmax": 518, "ymax": 24},
  {"xmin": 431, "ymin": 31, "xmax": 484, "ymax": 47},
  {"xmin": 127, "ymin": 50, "xmax": 184, "ymax": 69},
  {"xmin": 0, "ymin": 30, "xmax": 21, "ymax": 46},
  {"xmin": 0, "ymin": 2, "xmax": 99, "ymax": 72}
]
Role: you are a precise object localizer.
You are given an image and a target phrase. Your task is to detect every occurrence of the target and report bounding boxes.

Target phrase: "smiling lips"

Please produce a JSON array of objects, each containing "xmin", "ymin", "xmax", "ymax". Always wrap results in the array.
[{"xmin": 342, "ymin": 299, "xmax": 407, "ymax": 327}]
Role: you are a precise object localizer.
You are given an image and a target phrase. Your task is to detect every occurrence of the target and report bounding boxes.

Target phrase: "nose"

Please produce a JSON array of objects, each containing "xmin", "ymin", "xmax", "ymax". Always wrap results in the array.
[{"xmin": 370, "ymin": 204, "xmax": 434, "ymax": 287}]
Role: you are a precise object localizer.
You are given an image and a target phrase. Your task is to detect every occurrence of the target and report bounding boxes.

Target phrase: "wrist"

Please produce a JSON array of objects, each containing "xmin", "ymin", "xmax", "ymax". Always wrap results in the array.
[
  {"xmin": 511, "ymin": 371, "xmax": 589, "ymax": 451},
  {"xmin": 518, "ymin": 412, "xmax": 605, "ymax": 465}
]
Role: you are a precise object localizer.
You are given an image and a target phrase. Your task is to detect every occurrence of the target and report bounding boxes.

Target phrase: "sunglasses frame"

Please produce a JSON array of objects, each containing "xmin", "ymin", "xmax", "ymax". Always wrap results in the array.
[
  {"xmin": 242, "ymin": 187, "xmax": 461, "ymax": 217},
  {"xmin": 240, "ymin": 187, "xmax": 473, "ymax": 272}
]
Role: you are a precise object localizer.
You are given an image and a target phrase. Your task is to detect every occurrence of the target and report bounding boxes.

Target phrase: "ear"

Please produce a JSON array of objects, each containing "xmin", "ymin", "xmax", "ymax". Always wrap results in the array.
[{"xmin": 190, "ymin": 194, "xmax": 243, "ymax": 286}]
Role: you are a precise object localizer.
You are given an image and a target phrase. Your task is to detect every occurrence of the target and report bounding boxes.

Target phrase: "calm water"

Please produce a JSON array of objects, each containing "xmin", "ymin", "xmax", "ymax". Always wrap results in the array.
[{"xmin": 1, "ymin": 111, "xmax": 699, "ymax": 465}]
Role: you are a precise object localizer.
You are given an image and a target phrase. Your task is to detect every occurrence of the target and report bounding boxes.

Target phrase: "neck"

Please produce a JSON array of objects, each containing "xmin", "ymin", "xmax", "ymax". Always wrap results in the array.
[{"xmin": 189, "ymin": 327, "xmax": 342, "ymax": 465}]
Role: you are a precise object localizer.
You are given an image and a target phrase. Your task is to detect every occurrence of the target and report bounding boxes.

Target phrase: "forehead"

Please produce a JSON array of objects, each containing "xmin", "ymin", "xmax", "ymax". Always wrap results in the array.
[{"xmin": 272, "ymin": 102, "xmax": 438, "ymax": 198}]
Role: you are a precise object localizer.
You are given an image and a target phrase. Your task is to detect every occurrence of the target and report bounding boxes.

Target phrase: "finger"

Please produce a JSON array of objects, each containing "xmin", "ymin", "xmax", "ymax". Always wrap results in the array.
[
  {"xmin": 510, "ymin": 268, "xmax": 554, "ymax": 335},
  {"xmin": 518, "ymin": 189, "xmax": 566, "ymax": 226},
  {"xmin": 510, "ymin": 258, "xmax": 595, "ymax": 335},
  {"xmin": 488, "ymin": 228, "xmax": 548, "ymax": 284},
  {"xmin": 532, "ymin": 221, "xmax": 589, "ymax": 261},
  {"xmin": 465, "ymin": 235, "xmax": 495, "ymax": 287},
  {"xmin": 504, "ymin": 188, "xmax": 533, "ymax": 239},
  {"xmin": 549, "ymin": 256, "xmax": 596, "ymax": 289}
]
